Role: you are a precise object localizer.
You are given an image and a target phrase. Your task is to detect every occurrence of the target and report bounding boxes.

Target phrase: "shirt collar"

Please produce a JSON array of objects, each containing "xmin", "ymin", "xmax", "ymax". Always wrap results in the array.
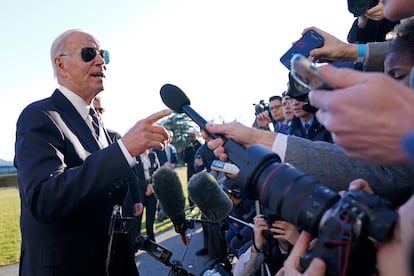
[
  {"xmin": 59, "ymin": 86, "xmax": 92, "ymax": 120},
  {"xmin": 301, "ymin": 116, "xmax": 314, "ymax": 128}
]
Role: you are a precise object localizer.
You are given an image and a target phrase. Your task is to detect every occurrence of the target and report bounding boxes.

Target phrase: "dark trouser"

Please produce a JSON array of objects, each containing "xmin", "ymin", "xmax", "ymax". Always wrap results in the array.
[
  {"xmin": 201, "ymin": 217, "xmax": 227, "ymax": 261},
  {"xmin": 136, "ymin": 194, "xmax": 157, "ymax": 241},
  {"xmin": 187, "ymin": 174, "xmax": 195, "ymax": 208}
]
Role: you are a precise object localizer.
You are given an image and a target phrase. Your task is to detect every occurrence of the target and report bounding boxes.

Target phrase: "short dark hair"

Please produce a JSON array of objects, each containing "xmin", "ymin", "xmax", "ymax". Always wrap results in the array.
[
  {"xmin": 388, "ymin": 18, "xmax": 414, "ymax": 61},
  {"xmin": 269, "ymin": 95, "xmax": 282, "ymax": 102}
]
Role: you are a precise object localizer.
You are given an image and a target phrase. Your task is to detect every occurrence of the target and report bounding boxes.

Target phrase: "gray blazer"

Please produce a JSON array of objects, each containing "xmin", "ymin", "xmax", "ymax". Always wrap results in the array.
[
  {"xmin": 285, "ymin": 136, "xmax": 414, "ymax": 206},
  {"xmin": 365, "ymin": 41, "xmax": 389, "ymax": 72}
]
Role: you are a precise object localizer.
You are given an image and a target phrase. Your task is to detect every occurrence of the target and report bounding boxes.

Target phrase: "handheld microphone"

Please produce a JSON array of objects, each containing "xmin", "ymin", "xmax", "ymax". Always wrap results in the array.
[
  {"xmin": 152, "ymin": 166, "xmax": 188, "ymax": 246},
  {"xmin": 160, "ymin": 84, "xmax": 281, "ymax": 196},
  {"xmin": 187, "ymin": 172, "xmax": 233, "ymax": 222},
  {"xmin": 160, "ymin": 84, "xmax": 249, "ymax": 165}
]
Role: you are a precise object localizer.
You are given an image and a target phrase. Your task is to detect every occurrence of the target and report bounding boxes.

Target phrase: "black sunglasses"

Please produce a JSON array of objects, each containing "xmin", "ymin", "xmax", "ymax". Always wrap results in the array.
[{"xmin": 59, "ymin": 47, "xmax": 110, "ymax": 64}]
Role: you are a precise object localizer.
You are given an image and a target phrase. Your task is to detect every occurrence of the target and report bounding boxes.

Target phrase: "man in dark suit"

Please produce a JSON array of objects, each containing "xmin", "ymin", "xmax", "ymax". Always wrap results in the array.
[
  {"xmin": 14, "ymin": 29, "xmax": 171, "ymax": 276},
  {"xmin": 289, "ymin": 94, "xmax": 333, "ymax": 143},
  {"xmin": 183, "ymin": 131, "xmax": 201, "ymax": 209},
  {"xmin": 255, "ymin": 95, "xmax": 290, "ymax": 134},
  {"xmin": 152, "ymin": 130, "xmax": 178, "ymax": 168}
]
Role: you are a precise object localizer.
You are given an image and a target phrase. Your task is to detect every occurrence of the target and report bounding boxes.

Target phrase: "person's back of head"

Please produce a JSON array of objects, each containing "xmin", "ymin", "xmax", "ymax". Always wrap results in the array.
[
  {"xmin": 385, "ymin": 18, "xmax": 414, "ymax": 86},
  {"xmin": 387, "ymin": 18, "xmax": 414, "ymax": 57}
]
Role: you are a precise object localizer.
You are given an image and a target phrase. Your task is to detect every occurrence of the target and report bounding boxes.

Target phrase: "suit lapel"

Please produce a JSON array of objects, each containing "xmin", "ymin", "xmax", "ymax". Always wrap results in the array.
[{"xmin": 51, "ymin": 90, "xmax": 101, "ymax": 152}]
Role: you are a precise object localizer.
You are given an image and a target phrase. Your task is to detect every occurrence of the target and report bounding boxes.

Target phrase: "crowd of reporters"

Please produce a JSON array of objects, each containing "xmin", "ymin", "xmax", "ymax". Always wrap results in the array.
[
  {"xmin": 202, "ymin": 2, "xmax": 414, "ymax": 276},
  {"xmin": 155, "ymin": 1, "xmax": 414, "ymax": 274},
  {"xmin": 185, "ymin": 1, "xmax": 414, "ymax": 275}
]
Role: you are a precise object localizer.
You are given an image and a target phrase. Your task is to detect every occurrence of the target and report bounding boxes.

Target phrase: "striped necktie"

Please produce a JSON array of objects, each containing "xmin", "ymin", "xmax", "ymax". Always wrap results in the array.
[{"xmin": 89, "ymin": 108, "xmax": 101, "ymax": 139}]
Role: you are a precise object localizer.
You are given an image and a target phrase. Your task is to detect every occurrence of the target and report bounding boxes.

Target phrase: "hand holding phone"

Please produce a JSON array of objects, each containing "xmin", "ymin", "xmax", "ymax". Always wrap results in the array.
[{"xmin": 280, "ymin": 30, "xmax": 324, "ymax": 70}]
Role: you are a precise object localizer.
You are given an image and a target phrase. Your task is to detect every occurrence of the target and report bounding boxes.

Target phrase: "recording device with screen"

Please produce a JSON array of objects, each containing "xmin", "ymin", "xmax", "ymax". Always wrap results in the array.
[
  {"xmin": 280, "ymin": 30, "xmax": 324, "ymax": 70},
  {"xmin": 211, "ymin": 160, "xmax": 240, "ymax": 175}
]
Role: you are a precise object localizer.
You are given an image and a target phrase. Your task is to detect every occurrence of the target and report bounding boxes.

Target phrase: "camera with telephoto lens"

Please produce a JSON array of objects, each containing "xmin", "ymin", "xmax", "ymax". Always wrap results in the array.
[
  {"xmin": 225, "ymin": 144, "xmax": 398, "ymax": 276},
  {"xmin": 253, "ymin": 100, "xmax": 269, "ymax": 116}
]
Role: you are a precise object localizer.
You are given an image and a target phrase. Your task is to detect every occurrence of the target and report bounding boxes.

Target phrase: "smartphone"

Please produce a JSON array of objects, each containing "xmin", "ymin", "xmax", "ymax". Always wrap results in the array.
[
  {"xmin": 211, "ymin": 160, "xmax": 240, "ymax": 175},
  {"xmin": 290, "ymin": 53, "xmax": 335, "ymax": 90},
  {"xmin": 280, "ymin": 30, "xmax": 324, "ymax": 70}
]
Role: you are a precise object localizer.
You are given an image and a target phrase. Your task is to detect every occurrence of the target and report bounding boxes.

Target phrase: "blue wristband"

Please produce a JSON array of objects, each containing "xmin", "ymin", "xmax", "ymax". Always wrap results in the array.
[{"xmin": 356, "ymin": 44, "xmax": 365, "ymax": 63}]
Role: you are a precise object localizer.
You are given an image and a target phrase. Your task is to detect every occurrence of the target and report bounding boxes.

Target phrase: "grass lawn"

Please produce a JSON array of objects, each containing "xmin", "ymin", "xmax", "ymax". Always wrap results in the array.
[
  {"xmin": 0, "ymin": 167, "xmax": 189, "ymax": 266},
  {"xmin": 0, "ymin": 188, "xmax": 20, "ymax": 266}
]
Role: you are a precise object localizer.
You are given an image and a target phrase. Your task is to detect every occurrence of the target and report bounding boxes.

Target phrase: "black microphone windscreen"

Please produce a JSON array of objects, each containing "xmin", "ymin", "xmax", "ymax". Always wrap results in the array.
[
  {"xmin": 152, "ymin": 166, "xmax": 186, "ymax": 219},
  {"xmin": 187, "ymin": 172, "xmax": 233, "ymax": 222},
  {"xmin": 160, "ymin": 84, "xmax": 190, "ymax": 113}
]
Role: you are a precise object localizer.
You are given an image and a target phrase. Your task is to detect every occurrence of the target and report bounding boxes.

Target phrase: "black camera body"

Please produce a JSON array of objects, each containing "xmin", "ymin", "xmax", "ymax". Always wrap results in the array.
[
  {"xmin": 226, "ymin": 144, "xmax": 398, "ymax": 276},
  {"xmin": 253, "ymin": 100, "xmax": 269, "ymax": 116},
  {"xmin": 348, "ymin": 0, "xmax": 379, "ymax": 17},
  {"xmin": 300, "ymin": 190, "xmax": 396, "ymax": 275},
  {"xmin": 261, "ymin": 214, "xmax": 280, "ymax": 240}
]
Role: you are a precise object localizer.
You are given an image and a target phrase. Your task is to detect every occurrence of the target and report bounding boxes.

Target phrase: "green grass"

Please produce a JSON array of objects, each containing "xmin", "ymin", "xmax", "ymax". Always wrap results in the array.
[
  {"xmin": 0, "ymin": 167, "xmax": 189, "ymax": 266},
  {"xmin": 0, "ymin": 188, "xmax": 20, "ymax": 266}
]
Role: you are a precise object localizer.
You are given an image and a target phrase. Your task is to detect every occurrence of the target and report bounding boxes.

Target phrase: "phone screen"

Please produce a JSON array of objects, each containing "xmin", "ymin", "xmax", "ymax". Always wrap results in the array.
[
  {"xmin": 280, "ymin": 30, "xmax": 324, "ymax": 70},
  {"xmin": 212, "ymin": 160, "xmax": 225, "ymax": 169}
]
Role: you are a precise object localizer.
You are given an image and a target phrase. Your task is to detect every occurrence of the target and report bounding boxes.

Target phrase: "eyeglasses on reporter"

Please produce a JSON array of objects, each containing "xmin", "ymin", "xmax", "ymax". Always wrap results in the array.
[
  {"xmin": 59, "ymin": 47, "xmax": 110, "ymax": 64},
  {"xmin": 270, "ymin": 104, "xmax": 282, "ymax": 110}
]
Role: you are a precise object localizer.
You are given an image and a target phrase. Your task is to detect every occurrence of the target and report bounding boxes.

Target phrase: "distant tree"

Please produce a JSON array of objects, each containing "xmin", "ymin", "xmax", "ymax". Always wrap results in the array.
[{"xmin": 157, "ymin": 113, "xmax": 199, "ymax": 165}]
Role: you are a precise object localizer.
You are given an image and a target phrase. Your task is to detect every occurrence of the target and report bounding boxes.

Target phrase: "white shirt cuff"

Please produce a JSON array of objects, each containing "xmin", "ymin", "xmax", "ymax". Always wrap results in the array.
[
  {"xmin": 117, "ymin": 140, "xmax": 138, "ymax": 167},
  {"xmin": 271, "ymin": 133, "xmax": 288, "ymax": 162}
]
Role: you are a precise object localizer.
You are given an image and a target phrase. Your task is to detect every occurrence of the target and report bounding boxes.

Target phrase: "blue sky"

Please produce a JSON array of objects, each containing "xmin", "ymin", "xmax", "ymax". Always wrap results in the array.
[{"xmin": 0, "ymin": 0, "xmax": 354, "ymax": 161}]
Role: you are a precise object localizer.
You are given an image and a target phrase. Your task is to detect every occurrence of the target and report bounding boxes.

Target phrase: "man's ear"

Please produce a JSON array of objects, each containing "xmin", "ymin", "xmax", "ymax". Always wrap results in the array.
[{"xmin": 55, "ymin": 57, "xmax": 66, "ymax": 74}]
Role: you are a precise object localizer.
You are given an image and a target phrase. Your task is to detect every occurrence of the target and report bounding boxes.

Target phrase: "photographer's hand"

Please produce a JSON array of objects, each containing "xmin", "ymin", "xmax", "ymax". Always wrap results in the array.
[
  {"xmin": 272, "ymin": 221, "xmax": 300, "ymax": 250},
  {"xmin": 275, "ymin": 232, "xmax": 326, "ymax": 276},
  {"xmin": 252, "ymin": 215, "xmax": 269, "ymax": 252},
  {"xmin": 348, "ymin": 178, "xmax": 374, "ymax": 193},
  {"xmin": 256, "ymin": 110, "xmax": 272, "ymax": 129}
]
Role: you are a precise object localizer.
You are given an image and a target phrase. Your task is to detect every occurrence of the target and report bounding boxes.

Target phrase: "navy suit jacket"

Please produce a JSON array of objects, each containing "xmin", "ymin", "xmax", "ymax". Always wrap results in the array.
[
  {"xmin": 14, "ymin": 90, "xmax": 140, "ymax": 276},
  {"xmin": 152, "ymin": 144, "xmax": 177, "ymax": 166}
]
